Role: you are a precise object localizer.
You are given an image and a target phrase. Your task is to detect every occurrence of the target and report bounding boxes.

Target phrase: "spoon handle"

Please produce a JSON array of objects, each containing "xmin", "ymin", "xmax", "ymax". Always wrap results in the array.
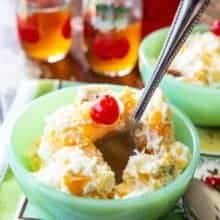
[{"xmin": 133, "ymin": 0, "xmax": 210, "ymax": 122}]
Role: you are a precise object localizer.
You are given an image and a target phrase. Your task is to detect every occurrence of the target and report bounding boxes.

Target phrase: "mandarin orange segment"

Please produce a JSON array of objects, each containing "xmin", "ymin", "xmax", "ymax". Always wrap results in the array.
[
  {"xmin": 64, "ymin": 172, "xmax": 91, "ymax": 196},
  {"xmin": 149, "ymin": 111, "xmax": 173, "ymax": 138},
  {"xmin": 149, "ymin": 111, "xmax": 162, "ymax": 129},
  {"xmin": 80, "ymin": 124, "xmax": 116, "ymax": 141},
  {"xmin": 115, "ymin": 183, "xmax": 131, "ymax": 198},
  {"xmin": 195, "ymin": 71, "xmax": 208, "ymax": 84},
  {"xmin": 159, "ymin": 123, "xmax": 172, "ymax": 137},
  {"xmin": 120, "ymin": 90, "xmax": 137, "ymax": 117},
  {"xmin": 138, "ymin": 173, "xmax": 150, "ymax": 183}
]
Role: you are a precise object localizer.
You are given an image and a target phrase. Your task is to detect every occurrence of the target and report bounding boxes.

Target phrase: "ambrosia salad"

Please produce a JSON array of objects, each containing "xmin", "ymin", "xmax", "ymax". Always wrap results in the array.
[
  {"xmin": 34, "ymin": 86, "xmax": 190, "ymax": 199},
  {"xmin": 169, "ymin": 31, "xmax": 220, "ymax": 87}
]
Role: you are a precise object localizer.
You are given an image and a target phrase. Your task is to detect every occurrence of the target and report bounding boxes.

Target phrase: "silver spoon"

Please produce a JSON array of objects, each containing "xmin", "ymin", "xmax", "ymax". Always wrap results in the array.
[{"xmin": 96, "ymin": 0, "xmax": 210, "ymax": 183}]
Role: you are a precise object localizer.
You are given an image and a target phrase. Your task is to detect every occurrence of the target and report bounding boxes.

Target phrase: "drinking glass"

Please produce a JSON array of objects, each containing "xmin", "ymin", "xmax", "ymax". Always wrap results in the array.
[
  {"xmin": 16, "ymin": 0, "xmax": 73, "ymax": 63},
  {"xmin": 83, "ymin": 0, "xmax": 142, "ymax": 77}
]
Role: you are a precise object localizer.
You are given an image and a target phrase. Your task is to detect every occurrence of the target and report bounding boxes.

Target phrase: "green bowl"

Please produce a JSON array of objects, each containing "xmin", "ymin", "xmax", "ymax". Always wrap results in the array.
[
  {"xmin": 9, "ymin": 85, "xmax": 199, "ymax": 220},
  {"xmin": 139, "ymin": 26, "xmax": 220, "ymax": 127}
]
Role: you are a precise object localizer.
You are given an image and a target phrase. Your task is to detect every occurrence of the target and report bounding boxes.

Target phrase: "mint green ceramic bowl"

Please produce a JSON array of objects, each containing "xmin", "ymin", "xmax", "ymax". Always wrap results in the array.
[
  {"xmin": 139, "ymin": 26, "xmax": 220, "ymax": 126},
  {"xmin": 9, "ymin": 85, "xmax": 199, "ymax": 220}
]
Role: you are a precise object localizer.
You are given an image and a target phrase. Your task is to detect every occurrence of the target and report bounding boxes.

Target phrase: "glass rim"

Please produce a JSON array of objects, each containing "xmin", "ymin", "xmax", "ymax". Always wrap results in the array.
[{"xmin": 18, "ymin": 0, "xmax": 71, "ymax": 10}]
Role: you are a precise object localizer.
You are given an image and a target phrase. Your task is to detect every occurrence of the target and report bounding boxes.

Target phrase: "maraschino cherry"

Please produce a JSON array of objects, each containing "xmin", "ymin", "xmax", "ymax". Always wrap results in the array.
[
  {"xmin": 92, "ymin": 35, "xmax": 130, "ymax": 60},
  {"xmin": 113, "ymin": 38, "xmax": 130, "ymax": 59},
  {"xmin": 17, "ymin": 15, "xmax": 40, "ymax": 43},
  {"xmin": 92, "ymin": 35, "xmax": 115, "ymax": 60},
  {"xmin": 91, "ymin": 95, "xmax": 120, "ymax": 125},
  {"xmin": 203, "ymin": 176, "xmax": 220, "ymax": 189},
  {"xmin": 62, "ymin": 16, "xmax": 72, "ymax": 39},
  {"xmin": 211, "ymin": 19, "xmax": 220, "ymax": 36}
]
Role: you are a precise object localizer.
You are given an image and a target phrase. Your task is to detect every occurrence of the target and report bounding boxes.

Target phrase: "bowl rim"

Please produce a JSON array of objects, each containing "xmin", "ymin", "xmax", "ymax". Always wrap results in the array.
[
  {"xmin": 139, "ymin": 25, "xmax": 220, "ymax": 95},
  {"xmin": 8, "ymin": 84, "xmax": 200, "ymax": 209}
]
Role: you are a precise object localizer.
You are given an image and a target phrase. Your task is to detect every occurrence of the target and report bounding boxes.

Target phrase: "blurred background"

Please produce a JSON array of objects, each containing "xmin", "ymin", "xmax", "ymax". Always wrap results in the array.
[{"xmin": 0, "ymin": 0, "xmax": 219, "ymax": 89}]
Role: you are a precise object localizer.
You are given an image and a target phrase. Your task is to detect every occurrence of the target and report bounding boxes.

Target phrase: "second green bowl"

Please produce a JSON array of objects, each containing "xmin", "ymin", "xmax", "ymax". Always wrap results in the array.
[{"xmin": 139, "ymin": 26, "xmax": 220, "ymax": 126}]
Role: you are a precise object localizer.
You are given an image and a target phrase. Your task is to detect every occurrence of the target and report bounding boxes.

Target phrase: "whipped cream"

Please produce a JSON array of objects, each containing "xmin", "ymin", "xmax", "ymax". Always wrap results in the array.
[
  {"xmin": 34, "ymin": 86, "xmax": 190, "ymax": 199},
  {"xmin": 170, "ymin": 32, "xmax": 220, "ymax": 87}
]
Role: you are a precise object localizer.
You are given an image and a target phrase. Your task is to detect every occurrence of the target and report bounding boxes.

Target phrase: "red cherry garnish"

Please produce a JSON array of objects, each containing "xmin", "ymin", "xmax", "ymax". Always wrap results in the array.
[
  {"xmin": 211, "ymin": 20, "xmax": 220, "ymax": 36},
  {"xmin": 113, "ymin": 38, "xmax": 130, "ymax": 59},
  {"xmin": 92, "ymin": 35, "xmax": 115, "ymax": 60},
  {"xmin": 83, "ymin": 13, "xmax": 94, "ymax": 39},
  {"xmin": 17, "ymin": 15, "xmax": 40, "ymax": 43},
  {"xmin": 91, "ymin": 95, "xmax": 120, "ymax": 125},
  {"xmin": 62, "ymin": 16, "xmax": 72, "ymax": 39},
  {"xmin": 203, "ymin": 176, "xmax": 220, "ymax": 188},
  {"xmin": 92, "ymin": 35, "xmax": 130, "ymax": 60}
]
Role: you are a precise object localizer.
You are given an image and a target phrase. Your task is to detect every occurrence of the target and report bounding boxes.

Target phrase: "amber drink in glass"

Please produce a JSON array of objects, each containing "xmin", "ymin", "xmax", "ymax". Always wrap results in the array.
[
  {"xmin": 16, "ymin": 0, "xmax": 73, "ymax": 62},
  {"xmin": 83, "ymin": 0, "xmax": 142, "ymax": 77}
]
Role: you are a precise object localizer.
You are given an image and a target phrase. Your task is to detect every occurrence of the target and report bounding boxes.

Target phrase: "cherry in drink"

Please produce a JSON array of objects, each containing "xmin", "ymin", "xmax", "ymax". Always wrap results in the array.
[{"xmin": 16, "ymin": 0, "xmax": 73, "ymax": 63}]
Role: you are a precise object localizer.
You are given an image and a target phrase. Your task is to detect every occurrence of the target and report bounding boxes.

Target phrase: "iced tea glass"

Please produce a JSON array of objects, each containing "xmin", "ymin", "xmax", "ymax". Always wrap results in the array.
[
  {"xmin": 83, "ymin": 0, "xmax": 142, "ymax": 77},
  {"xmin": 16, "ymin": 0, "xmax": 73, "ymax": 63}
]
